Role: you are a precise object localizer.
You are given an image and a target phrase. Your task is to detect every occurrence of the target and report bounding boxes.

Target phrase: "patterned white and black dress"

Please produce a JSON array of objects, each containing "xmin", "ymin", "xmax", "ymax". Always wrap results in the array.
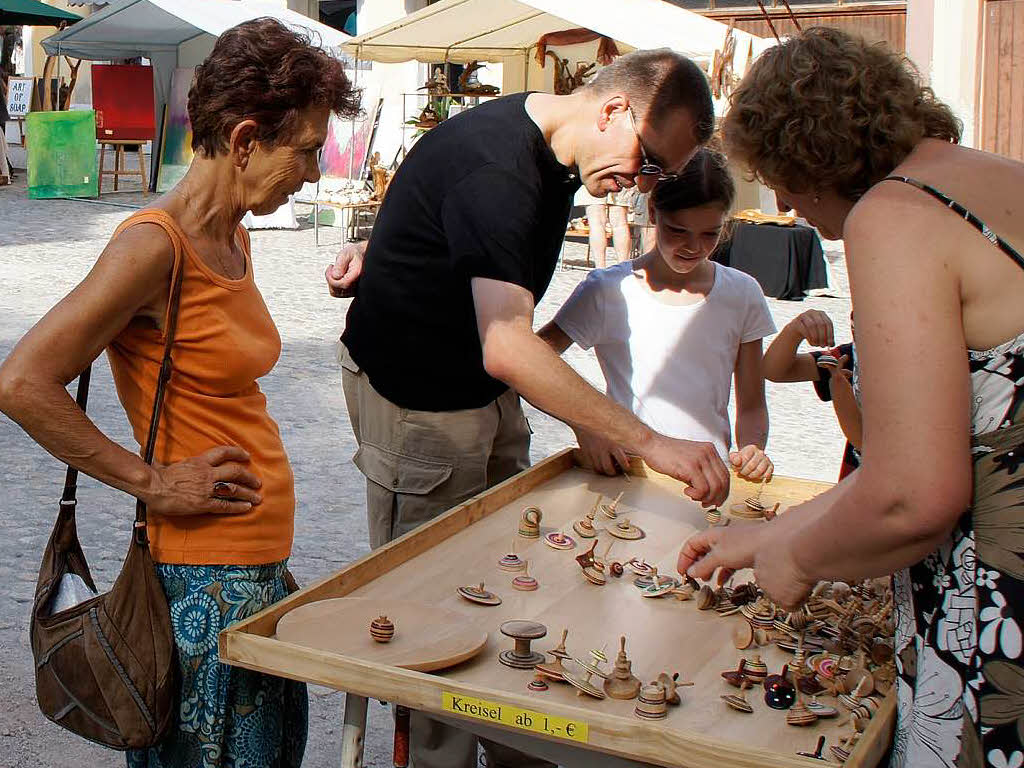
[{"xmin": 885, "ymin": 176, "xmax": 1024, "ymax": 768}]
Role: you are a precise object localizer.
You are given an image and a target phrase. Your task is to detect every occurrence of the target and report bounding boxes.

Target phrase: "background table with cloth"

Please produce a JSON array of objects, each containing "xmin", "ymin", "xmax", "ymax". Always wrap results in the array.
[{"xmin": 714, "ymin": 222, "xmax": 827, "ymax": 300}]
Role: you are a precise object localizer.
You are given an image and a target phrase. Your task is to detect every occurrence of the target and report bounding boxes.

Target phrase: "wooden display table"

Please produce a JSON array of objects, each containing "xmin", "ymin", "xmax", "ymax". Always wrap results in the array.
[{"xmin": 221, "ymin": 450, "xmax": 894, "ymax": 767}]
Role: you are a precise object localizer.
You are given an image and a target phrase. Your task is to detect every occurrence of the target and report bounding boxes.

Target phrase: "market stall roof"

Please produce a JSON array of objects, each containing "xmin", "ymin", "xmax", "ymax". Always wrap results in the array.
[
  {"xmin": 40, "ymin": 0, "xmax": 348, "ymax": 61},
  {"xmin": 0, "ymin": 0, "xmax": 81, "ymax": 27},
  {"xmin": 342, "ymin": 0, "xmax": 765, "ymax": 66}
]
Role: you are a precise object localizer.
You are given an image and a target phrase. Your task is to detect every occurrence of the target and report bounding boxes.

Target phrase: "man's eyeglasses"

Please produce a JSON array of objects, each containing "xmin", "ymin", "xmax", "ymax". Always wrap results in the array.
[{"xmin": 627, "ymin": 106, "xmax": 678, "ymax": 183}]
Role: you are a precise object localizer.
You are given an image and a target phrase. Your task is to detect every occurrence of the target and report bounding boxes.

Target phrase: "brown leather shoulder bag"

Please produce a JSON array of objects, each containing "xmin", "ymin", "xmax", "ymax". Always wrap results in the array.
[{"xmin": 29, "ymin": 255, "xmax": 184, "ymax": 749}]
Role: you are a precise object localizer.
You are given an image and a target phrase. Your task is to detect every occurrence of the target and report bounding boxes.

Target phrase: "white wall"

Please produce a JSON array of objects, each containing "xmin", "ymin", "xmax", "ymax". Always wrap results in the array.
[{"xmin": 906, "ymin": 0, "xmax": 984, "ymax": 148}]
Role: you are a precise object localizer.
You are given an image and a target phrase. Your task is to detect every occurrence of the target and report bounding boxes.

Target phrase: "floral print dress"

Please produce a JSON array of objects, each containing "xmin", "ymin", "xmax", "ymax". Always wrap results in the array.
[{"xmin": 885, "ymin": 176, "xmax": 1024, "ymax": 768}]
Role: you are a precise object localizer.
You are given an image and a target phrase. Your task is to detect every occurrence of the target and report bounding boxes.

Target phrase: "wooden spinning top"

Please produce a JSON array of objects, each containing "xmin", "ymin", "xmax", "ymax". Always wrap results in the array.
[
  {"xmin": 696, "ymin": 584, "xmax": 717, "ymax": 610},
  {"xmin": 518, "ymin": 506, "xmax": 542, "ymax": 538},
  {"xmin": 607, "ymin": 517, "xmax": 645, "ymax": 540},
  {"xmin": 705, "ymin": 507, "xmax": 722, "ymax": 526},
  {"xmin": 544, "ymin": 531, "xmax": 576, "ymax": 551},
  {"xmin": 369, "ymin": 615, "xmax": 395, "ymax": 643},
  {"xmin": 657, "ymin": 672, "xmax": 691, "ymax": 705},
  {"xmin": 576, "ymin": 540, "xmax": 606, "ymax": 585},
  {"xmin": 534, "ymin": 629, "xmax": 571, "ymax": 682},
  {"xmin": 498, "ymin": 620, "xmax": 547, "ymax": 669},
  {"xmin": 527, "ymin": 675, "xmax": 549, "ymax": 692},
  {"xmin": 641, "ymin": 575, "xmax": 679, "ymax": 598},
  {"xmin": 796, "ymin": 735, "xmax": 828, "ymax": 761},
  {"xmin": 457, "ymin": 582, "xmax": 502, "ymax": 606},
  {"xmin": 626, "ymin": 558, "xmax": 654, "ymax": 576},
  {"xmin": 721, "ymin": 681, "xmax": 754, "ymax": 713},
  {"xmin": 634, "ymin": 681, "xmax": 668, "ymax": 720},
  {"xmin": 498, "ymin": 550, "xmax": 526, "ymax": 572},
  {"xmin": 572, "ymin": 494, "xmax": 601, "ymax": 538},
  {"xmin": 609, "ymin": 561, "xmax": 624, "ymax": 577},
  {"xmin": 564, "ymin": 650, "xmax": 608, "ymax": 699},
  {"xmin": 604, "ymin": 637, "xmax": 642, "ymax": 700},
  {"xmin": 742, "ymin": 655, "xmax": 768, "ymax": 683},
  {"xmin": 806, "ymin": 697, "xmax": 839, "ymax": 718},
  {"xmin": 601, "ymin": 491, "xmax": 625, "ymax": 519},
  {"xmin": 786, "ymin": 700, "xmax": 818, "ymax": 726},
  {"xmin": 512, "ymin": 562, "xmax": 539, "ymax": 591}
]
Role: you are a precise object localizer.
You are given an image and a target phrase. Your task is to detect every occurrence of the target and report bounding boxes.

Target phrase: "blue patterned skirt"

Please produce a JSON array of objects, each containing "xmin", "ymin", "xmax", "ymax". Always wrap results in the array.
[{"xmin": 126, "ymin": 561, "xmax": 308, "ymax": 768}]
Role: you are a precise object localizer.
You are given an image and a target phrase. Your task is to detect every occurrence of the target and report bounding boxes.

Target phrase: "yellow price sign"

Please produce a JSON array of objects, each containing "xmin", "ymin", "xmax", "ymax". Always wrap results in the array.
[{"xmin": 441, "ymin": 691, "xmax": 589, "ymax": 743}]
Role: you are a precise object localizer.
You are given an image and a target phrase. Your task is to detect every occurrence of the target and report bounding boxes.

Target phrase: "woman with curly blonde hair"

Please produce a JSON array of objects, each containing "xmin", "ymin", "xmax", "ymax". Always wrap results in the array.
[{"xmin": 679, "ymin": 27, "xmax": 1024, "ymax": 767}]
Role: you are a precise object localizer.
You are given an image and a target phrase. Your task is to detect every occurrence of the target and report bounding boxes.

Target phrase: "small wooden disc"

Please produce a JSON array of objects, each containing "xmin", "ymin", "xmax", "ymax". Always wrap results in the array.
[{"xmin": 733, "ymin": 622, "xmax": 754, "ymax": 650}]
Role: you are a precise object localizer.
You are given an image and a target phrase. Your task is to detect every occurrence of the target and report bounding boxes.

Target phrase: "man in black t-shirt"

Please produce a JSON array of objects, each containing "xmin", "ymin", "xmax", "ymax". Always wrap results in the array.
[{"xmin": 327, "ymin": 54, "xmax": 725, "ymax": 764}]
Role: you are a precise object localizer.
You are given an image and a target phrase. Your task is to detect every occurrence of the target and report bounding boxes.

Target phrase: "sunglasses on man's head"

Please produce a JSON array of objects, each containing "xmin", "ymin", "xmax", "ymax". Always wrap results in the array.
[{"xmin": 627, "ymin": 106, "xmax": 679, "ymax": 183}]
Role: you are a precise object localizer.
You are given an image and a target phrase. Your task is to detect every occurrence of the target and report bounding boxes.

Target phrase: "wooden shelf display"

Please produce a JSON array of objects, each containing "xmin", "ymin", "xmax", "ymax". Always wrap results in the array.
[{"xmin": 221, "ymin": 450, "xmax": 894, "ymax": 768}]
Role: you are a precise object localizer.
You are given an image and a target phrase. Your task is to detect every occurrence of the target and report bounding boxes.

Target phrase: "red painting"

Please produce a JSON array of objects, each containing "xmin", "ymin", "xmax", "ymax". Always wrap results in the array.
[{"xmin": 92, "ymin": 65, "xmax": 156, "ymax": 141}]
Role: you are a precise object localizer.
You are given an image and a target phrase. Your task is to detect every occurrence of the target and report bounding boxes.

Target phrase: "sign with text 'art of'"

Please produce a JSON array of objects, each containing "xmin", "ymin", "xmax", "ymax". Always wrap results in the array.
[{"xmin": 6, "ymin": 78, "xmax": 34, "ymax": 118}]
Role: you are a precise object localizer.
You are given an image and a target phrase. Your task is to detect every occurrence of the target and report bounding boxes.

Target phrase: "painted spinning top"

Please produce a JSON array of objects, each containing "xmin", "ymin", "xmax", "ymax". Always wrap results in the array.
[
  {"xmin": 518, "ymin": 506, "xmax": 542, "ymax": 538},
  {"xmin": 607, "ymin": 517, "xmax": 644, "ymax": 540},
  {"xmin": 582, "ymin": 567, "xmax": 606, "ymax": 585},
  {"xmin": 816, "ymin": 354, "xmax": 839, "ymax": 368},
  {"xmin": 609, "ymin": 561, "xmax": 624, "ymax": 577},
  {"xmin": 763, "ymin": 668, "xmax": 797, "ymax": 710},
  {"xmin": 527, "ymin": 675, "xmax": 549, "ymax": 692},
  {"xmin": 742, "ymin": 655, "xmax": 768, "ymax": 683},
  {"xmin": 457, "ymin": 582, "xmax": 502, "ymax": 606},
  {"xmin": 705, "ymin": 508, "xmax": 722, "ymax": 526},
  {"xmin": 498, "ymin": 552, "xmax": 527, "ymax": 572},
  {"xmin": 786, "ymin": 700, "xmax": 818, "ymax": 726},
  {"xmin": 534, "ymin": 629, "xmax": 571, "ymax": 682},
  {"xmin": 369, "ymin": 615, "xmax": 395, "ymax": 643},
  {"xmin": 512, "ymin": 562, "xmax": 539, "ymax": 591},
  {"xmin": 544, "ymin": 531, "xmax": 576, "ymax": 551},
  {"xmin": 601, "ymin": 491, "xmax": 625, "ymax": 519},
  {"xmin": 564, "ymin": 649, "xmax": 608, "ymax": 699},
  {"xmin": 626, "ymin": 558, "xmax": 654, "ymax": 577},
  {"xmin": 641, "ymin": 577, "xmax": 680, "ymax": 598},
  {"xmin": 796, "ymin": 736, "xmax": 828, "ymax": 761}
]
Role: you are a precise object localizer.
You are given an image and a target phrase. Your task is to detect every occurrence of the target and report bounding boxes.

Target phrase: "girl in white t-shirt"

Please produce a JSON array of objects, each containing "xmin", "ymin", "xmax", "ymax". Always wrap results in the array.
[{"xmin": 540, "ymin": 148, "xmax": 776, "ymax": 481}]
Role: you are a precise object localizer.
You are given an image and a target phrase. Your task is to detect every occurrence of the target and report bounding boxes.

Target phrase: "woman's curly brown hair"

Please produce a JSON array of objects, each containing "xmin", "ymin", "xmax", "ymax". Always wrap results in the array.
[
  {"xmin": 188, "ymin": 18, "xmax": 361, "ymax": 157},
  {"xmin": 721, "ymin": 27, "xmax": 961, "ymax": 201}
]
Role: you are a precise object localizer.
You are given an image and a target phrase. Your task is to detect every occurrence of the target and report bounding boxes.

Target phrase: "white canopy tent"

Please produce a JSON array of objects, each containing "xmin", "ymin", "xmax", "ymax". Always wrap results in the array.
[
  {"xmin": 40, "ymin": 0, "xmax": 350, "ymax": 188},
  {"xmin": 343, "ymin": 0, "xmax": 770, "ymax": 94}
]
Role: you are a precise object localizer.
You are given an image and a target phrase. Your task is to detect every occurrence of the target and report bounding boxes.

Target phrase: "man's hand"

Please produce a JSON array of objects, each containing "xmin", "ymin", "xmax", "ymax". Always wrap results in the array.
[
  {"xmin": 729, "ymin": 444, "xmax": 773, "ymax": 482},
  {"xmin": 784, "ymin": 309, "xmax": 834, "ymax": 348},
  {"xmin": 574, "ymin": 426, "xmax": 630, "ymax": 476},
  {"xmin": 643, "ymin": 435, "xmax": 730, "ymax": 507},
  {"xmin": 325, "ymin": 241, "xmax": 368, "ymax": 298}
]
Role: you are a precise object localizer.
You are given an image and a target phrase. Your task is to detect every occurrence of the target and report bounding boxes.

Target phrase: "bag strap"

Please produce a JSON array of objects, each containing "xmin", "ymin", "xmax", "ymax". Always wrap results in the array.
[
  {"xmin": 134, "ymin": 259, "xmax": 185, "ymax": 545},
  {"xmin": 58, "ymin": 241, "xmax": 185, "ymax": 549}
]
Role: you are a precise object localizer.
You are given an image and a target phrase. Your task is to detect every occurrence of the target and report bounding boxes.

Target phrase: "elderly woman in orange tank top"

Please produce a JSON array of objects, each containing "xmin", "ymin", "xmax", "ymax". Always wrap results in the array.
[{"xmin": 0, "ymin": 19, "xmax": 359, "ymax": 768}]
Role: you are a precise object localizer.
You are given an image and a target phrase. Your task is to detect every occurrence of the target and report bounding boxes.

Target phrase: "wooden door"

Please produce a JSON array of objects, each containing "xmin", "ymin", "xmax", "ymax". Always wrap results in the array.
[{"xmin": 980, "ymin": 0, "xmax": 1024, "ymax": 161}]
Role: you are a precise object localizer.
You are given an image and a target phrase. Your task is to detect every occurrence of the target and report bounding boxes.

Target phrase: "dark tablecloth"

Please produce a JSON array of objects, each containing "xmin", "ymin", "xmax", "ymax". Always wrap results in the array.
[{"xmin": 713, "ymin": 222, "xmax": 827, "ymax": 300}]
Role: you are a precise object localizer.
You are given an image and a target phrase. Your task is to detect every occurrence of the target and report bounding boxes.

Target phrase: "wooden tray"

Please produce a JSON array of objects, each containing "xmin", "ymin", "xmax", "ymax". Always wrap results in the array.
[{"xmin": 221, "ymin": 449, "xmax": 894, "ymax": 768}]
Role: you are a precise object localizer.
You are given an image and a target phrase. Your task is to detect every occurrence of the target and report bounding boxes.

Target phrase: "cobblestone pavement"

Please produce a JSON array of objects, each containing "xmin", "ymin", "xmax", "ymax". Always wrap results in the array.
[{"xmin": 0, "ymin": 173, "xmax": 851, "ymax": 767}]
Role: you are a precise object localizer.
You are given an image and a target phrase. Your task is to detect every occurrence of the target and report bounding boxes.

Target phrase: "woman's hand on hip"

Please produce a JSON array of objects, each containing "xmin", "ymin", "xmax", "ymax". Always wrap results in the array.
[{"xmin": 144, "ymin": 446, "xmax": 262, "ymax": 516}]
